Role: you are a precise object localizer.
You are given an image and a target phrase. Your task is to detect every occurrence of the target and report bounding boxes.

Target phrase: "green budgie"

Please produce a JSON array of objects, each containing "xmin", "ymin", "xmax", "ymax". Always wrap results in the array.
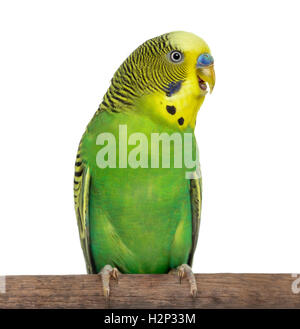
[{"xmin": 74, "ymin": 31, "xmax": 215, "ymax": 297}]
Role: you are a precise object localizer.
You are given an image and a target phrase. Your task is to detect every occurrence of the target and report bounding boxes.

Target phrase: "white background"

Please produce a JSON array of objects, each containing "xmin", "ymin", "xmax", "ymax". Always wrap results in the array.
[{"xmin": 0, "ymin": 0, "xmax": 299, "ymax": 275}]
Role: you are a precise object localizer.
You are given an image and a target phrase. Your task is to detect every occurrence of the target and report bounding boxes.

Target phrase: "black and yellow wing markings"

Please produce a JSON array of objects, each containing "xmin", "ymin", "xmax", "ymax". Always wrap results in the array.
[
  {"xmin": 74, "ymin": 143, "xmax": 95, "ymax": 274},
  {"xmin": 188, "ymin": 177, "xmax": 202, "ymax": 266}
]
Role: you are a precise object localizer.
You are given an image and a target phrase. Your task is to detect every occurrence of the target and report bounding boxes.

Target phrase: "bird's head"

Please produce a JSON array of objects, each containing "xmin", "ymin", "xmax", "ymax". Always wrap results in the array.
[{"xmin": 101, "ymin": 31, "xmax": 215, "ymax": 130}]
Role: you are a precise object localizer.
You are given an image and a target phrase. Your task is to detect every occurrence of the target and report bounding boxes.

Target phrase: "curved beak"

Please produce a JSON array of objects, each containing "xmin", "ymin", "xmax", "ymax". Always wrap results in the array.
[{"xmin": 197, "ymin": 64, "xmax": 215, "ymax": 94}]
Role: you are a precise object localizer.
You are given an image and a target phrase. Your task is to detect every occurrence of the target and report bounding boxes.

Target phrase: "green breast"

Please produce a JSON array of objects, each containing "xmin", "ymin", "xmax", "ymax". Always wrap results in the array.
[{"xmin": 81, "ymin": 110, "xmax": 194, "ymax": 273}]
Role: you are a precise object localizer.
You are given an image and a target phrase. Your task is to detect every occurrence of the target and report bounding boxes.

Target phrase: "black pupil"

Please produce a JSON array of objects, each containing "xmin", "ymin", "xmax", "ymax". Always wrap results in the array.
[{"xmin": 172, "ymin": 52, "xmax": 181, "ymax": 61}]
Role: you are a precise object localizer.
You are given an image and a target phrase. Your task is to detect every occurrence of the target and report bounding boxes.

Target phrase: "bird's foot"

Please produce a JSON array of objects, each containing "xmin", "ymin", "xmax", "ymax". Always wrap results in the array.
[
  {"xmin": 99, "ymin": 265, "xmax": 120, "ymax": 299},
  {"xmin": 169, "ymin": 264, "xmax": 197, "ymax": 298}
]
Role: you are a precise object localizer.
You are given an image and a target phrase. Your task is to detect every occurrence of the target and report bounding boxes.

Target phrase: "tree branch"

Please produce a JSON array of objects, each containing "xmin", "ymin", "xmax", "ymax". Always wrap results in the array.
[{"xmin": 0, "ymin": 274, "xmax": 299, "ymax": 309}]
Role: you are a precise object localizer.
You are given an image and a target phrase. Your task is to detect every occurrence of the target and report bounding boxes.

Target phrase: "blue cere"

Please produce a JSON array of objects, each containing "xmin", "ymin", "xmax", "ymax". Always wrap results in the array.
[{"xmin": 197, "ymin": 53, "xmax": 214, "ymax": 67}]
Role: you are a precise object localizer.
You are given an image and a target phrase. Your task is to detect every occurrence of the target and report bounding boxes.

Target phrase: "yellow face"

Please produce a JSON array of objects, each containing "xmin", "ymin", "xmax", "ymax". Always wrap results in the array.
[{"xmin": 136, "ymin": 31, "xmax": 215, "ymax": 130}]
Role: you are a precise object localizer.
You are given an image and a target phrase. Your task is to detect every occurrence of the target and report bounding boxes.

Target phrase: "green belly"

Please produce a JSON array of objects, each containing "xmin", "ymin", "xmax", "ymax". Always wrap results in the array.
[{"xmin": 82, "ymin": 111, "xmax": 194, "ymax": 274}]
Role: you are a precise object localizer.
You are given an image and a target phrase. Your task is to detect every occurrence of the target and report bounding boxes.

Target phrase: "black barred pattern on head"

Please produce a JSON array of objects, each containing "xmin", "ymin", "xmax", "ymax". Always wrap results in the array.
[{"xmin": 99, "ymin": 33, "xmax": 188, "ymax": 112}]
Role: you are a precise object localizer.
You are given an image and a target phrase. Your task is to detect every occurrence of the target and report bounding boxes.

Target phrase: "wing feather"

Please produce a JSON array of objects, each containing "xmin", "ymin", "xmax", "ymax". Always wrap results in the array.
[
  {"xmin": 74, "ymin": 144, "xmax": 95, "ymax": 274},
  {"xmin": 188, "ymin": 177, "xmax": 202, "ymax": 266}
]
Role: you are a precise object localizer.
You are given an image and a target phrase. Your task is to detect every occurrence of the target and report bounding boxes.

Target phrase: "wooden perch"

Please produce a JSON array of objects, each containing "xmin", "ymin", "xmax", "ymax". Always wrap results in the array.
[{"xmin": 0, "ymin": 274, "xmax": 299, "ymax": 309}]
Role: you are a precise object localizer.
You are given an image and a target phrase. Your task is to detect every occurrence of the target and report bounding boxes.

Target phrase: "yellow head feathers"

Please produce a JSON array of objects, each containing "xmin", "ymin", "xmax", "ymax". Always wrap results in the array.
[{"xmin": 100, "ymin": 31, "xmax": 215, "ymax": 130}]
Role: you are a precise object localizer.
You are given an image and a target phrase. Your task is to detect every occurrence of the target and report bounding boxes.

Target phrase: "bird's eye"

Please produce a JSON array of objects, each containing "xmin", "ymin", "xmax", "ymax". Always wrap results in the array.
[{"xmin": 169, "ymin": 51, "xmax": 183, "ymax": 63}]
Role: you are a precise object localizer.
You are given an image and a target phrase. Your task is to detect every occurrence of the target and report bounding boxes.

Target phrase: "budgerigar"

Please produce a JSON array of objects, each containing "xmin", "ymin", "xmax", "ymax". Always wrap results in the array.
[{"xmin": 74, "ymin": 31, "xmax": 215, "ymax": 297}]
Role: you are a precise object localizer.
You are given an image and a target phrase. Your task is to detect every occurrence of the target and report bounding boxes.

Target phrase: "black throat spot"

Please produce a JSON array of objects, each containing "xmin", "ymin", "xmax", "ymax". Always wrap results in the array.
[
  {"xmin": 178, "ymin": 117, "xmax": 184, "ymax": 126},
  {"xmin": 166, "ymin": 105, "xmax": 176, "ymax": 115}
]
